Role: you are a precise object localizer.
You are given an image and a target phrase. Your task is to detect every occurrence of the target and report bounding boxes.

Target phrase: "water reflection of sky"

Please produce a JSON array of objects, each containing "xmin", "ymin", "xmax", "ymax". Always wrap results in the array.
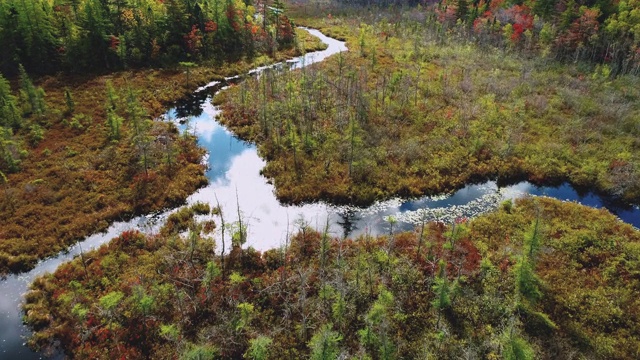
[
  {"xmin": 169, "ymin": 102, "xmax": 253, "ymax": 184},
  {"xmin": 0, "ymin": 276, "xmax": 40, "ymax": 359}
]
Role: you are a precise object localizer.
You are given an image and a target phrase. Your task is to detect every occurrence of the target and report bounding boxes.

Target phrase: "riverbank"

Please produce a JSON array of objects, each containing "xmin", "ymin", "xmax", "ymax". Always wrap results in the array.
[
  {"xmin": 23, "ymin": 197, "xmax": 640, "ymax": 359},
  {"xmin": 219, "ymin": 8, "xmax": 640, "ymax": 207},
  {"xmin": 0, "ymin": 28, "xmax": 328, "ymax": 276}
]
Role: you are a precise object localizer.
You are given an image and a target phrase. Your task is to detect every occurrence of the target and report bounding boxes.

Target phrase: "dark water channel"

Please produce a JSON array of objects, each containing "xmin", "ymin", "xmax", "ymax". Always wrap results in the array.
[{"xmin": 1, "ymin": 28, "xmax": 639, "ymax": 359}]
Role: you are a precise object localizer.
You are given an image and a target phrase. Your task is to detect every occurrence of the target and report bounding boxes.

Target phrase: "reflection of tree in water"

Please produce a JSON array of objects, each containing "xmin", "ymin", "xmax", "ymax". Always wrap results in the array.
[
  {"xmin": 172, "ymin": 60, "xmax": 296, "ymax": 119},
  {"xmin": 337, "ymin": 209, "xmax": 360, "ymax": 239},
  {"xmin": 173, "ymin": 78, "xmax": 241, "ymax": 119},
  {"xmin": 173, "ymin": 90, "xmax": 210, "ymax": 119},
  {"xmin": 566, "ymin": 183, "xmax": 635, "ymax": 214}
]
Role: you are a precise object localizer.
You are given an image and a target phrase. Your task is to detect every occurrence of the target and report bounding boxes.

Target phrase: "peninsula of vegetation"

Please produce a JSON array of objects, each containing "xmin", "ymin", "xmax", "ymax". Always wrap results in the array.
[{"xmin": 220, "ymin": 4, "xmax": 640, "ymax": 206}]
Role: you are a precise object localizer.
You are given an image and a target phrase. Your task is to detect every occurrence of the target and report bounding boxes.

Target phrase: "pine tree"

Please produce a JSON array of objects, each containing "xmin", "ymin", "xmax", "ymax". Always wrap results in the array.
[
  {"xmin": 0, "ymin": 127, "xmax": 23, "ymax": 172},
  {"xmin": 432, "ymin": 260, "xmax": 452, "ymax": 312},
  {"xmin": 18, "ymin": 64, "xmax": 44, "ymax": 117},
  {"xmin": 81, "ymin": 0, "xmax": 112, "ymax": 69},
  {"xmin": 105, "ymin": 81, "xmax": 122, "ymax": 140},
  {"xmin": 0, "ymin": 73, "xmax": 22, "ymax": 129},
  {"xmin": 64, "ymin": 88, "xmax": 75, "ymax": 115},
  {"xmin": 10, "ymin": 0, "xmax": 60, "ymax": 73},
  {"xmin": 500, "ymin": 326, "xmax": 535, "ymax": 360},
  {"xmin": 515, "ymin": 219, "xmax": 544, "ymax": 304},
  {"xmin": 244, "ymin": 336, "xmax": 273, "ymax": 360}
]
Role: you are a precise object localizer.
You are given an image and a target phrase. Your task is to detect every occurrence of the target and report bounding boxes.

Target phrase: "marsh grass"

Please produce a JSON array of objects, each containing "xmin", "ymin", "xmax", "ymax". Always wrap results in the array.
[
  {"xmin": 220, "ymin": 9, "xmax": 640, "ymax": 206},
  {"xmin": 0, "ymin": 29, "xmax": 327, "ymax": 275}
]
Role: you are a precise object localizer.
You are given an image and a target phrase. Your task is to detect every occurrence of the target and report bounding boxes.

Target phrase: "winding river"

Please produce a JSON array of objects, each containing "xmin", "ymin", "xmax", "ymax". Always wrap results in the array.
[{"xmin": 1, "ymin": 28, "xmax": 639, "ymax": 359}]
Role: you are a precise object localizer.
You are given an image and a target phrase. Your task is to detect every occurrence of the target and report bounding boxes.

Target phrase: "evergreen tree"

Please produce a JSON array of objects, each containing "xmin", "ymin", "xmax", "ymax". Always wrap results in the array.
[
  {"xmin": 244, "ymin": 336, "xmax": 272, "ymax": 360},
  {"xmin": 6, "ymin": 0, "xmax": 60, "ymax": 73},
  {"xmin": 308, "ymin": 324, "xmax": 342, "ymax": 360},
  {"xmin": 0, "ymin": 127, "xmax": 23, "ymax": 172},
  {"xmin": 80, "ymin": 0, "xmax": 112, "ymax": 69},
  {"xmin": 432, "ymin": 260, "xmax": 452, "ymax": 311},
  {"xmin": 500, "ymin": 327, "xmax": 535, "ymax": 360},
  {"xmin": 0, "ymin": 1, "xmax": 24, "ymax": 75},
  {"xmin": 64, "ymin": 88, "xmax": 75, "ymax": 115},
  {"xmin": 455, "ymin": 0, "xmax": 468, "ymax": 22},
  {"xmin": 0, "ymin": 73, "xmax": 22, "ymax": 129},
  {"xmin": 533, "ymin": 0, "xmax": 557, "ymax": 19},
  {"xmin": 18, "ymin": 64, "xmax": 45, "ymax": 117}
]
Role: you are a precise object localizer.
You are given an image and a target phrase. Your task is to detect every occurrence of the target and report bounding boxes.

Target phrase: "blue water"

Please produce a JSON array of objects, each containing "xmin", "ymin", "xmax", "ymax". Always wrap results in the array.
[{"xmin": 524, "ymin": 183, "xmax": 638, "ymax": 227}]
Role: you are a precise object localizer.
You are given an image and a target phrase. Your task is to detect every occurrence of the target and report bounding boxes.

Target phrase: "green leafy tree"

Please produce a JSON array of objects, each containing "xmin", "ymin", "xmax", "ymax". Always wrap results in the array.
[
  {"xmin": 64, "ymin": 88, "xmax": 75, "ymax": 115},
  {"xmin": 514, "ymin": 257, "xmax": 542, "ymax": 304},
  {"xmin": 106, "ymin": 109, "xmax": 123, "ymax": 141},
  {"xmin": 500, "ymin": 327, "xmax": 536, "ymax": 360},
  {"xmin": 159, "ymin": 323, "xmax": 180, "ymax": 342},
  {"xmin": 0, "ymin": 127, "xmax": 24, "ymax": 172},
  {"xmin": 99, "ymin": 291, "xmax": 125, "ymax": 356},
  {"xmin": 125, "ymin": 87, "xmax": 152, "ymax": 174},
  {"xmin": 515, "ymin": 219, "xmax": 544, "ymax": 304},
  {"xmin": 80, "ymin": 0, "xmax": 112, "ymax": 69},
  {"xmin": 235, "ymin": 302, "xmax": 255, "ymax": 331},
  {"xmin": 99, "ymin": 290, "xmax": 124, "ymax": 314},
  {"xmin": 105, "ymin": 81, "xmax": 122, "ymax": 140},
  {"xmin": 180, "ymin": 343, "xmax": 218, "ymax": 360},
  {"xmin": 359, "ymin": 288, "xmax": 396, "ymax": 359},
  {"xmin": 432, "ymin": 260, "xmax": 452, "ymax": 311},
  {"xmin": 0, "ymin": 0, "xmax": 60, "ymax": 74}
]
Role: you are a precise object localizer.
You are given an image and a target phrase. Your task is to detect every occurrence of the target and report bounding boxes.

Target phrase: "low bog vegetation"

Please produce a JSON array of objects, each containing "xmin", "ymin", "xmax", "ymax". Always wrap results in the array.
[
  {"xmin": 219, "ymin": 8, "xmax": 640, "ymax": 206},
  {"xmin": 23, "ymin": 198, "xmax": 640, "ymax": 359},
  {"xmin": 0, "ymin": 25, "xmax": 325, "ymax": 275}
]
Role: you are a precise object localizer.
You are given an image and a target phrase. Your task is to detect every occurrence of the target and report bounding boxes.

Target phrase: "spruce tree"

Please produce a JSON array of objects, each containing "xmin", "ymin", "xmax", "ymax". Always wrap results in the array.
[{"xmin": 0, "ymin": 73, "xmax": 22, "ymax": 129}]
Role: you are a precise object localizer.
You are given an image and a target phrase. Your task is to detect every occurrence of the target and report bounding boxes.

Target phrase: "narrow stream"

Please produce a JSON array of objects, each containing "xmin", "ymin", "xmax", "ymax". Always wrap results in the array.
[{"xmin": 1, "ymin": 28, "xmax": 639, "ymax": 359}]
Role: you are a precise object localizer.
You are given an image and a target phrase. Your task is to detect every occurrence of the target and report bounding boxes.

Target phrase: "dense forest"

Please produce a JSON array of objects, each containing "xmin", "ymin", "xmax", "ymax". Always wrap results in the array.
[
  {"xmin": 0, "ymin": 0, "xmax": 296, "ymax": 75},
  {"xmin": 24, "ymin": 198, "xmax": 640, "ymax": 359}
]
